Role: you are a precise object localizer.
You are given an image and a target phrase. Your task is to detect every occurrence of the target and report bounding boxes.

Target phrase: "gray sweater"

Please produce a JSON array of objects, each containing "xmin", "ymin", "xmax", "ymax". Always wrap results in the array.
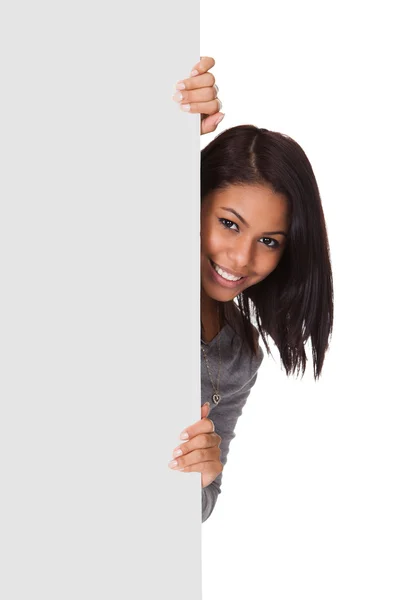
[{"xmin": 201, "ymin": 314, "xmax": 264, "ymax": 522}]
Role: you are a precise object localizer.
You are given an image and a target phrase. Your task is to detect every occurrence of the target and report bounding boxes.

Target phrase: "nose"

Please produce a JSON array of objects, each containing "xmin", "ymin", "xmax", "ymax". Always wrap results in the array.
[{"xmin": 226, "ymin": 236, "xmax": 254, "ymax": 272}]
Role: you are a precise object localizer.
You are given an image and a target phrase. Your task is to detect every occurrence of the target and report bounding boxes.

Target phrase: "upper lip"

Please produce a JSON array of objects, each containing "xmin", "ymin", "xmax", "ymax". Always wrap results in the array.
[{"xmin": 211, "ymin": 260, "xmax": 247, "ymax": 278}]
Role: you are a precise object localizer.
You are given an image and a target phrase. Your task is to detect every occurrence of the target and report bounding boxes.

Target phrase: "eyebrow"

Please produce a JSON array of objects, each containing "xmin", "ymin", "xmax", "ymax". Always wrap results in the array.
[{"xmin": 220, "ymin": 207, "xmax": 288, "ymax": 237}]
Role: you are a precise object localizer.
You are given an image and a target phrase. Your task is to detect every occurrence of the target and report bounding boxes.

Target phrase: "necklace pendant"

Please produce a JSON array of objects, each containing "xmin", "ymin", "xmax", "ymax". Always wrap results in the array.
[{"xmin": 212, "ymin": 393, "xmax": 221, "ymax": 405}]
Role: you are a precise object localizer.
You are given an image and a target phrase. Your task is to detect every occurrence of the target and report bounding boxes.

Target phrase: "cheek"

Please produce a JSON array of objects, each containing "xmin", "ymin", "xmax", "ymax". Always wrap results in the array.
[
  {"xmin": 256, "ymin": 252, "xmax": 284, "ymax": 278},
  {"xmin": 201, "ymin": 224, "xmax": 223, "ymax": 254}
]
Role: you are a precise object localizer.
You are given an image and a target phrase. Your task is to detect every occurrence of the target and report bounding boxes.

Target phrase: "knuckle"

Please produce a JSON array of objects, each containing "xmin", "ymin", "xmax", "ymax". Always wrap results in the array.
[
  {"xmin": 198, "ymin": 89, "xmax": 213, "ymax": 103},
  {"xmin": 206, "ymin": 417, "xmax": 214, "ymax": 430},
  {"xmin": 179, "ymin": 442, "xmax": 189, "ymax": 455},
  {"xmin": 212, "ymin": 446, "xmax": 220, "ymax": 458},
  {"xmin": 185, "ymin": 77, "xmax": 196, "ymax": 90},
  {"xmin": 198, "ymin": 92, "xmax": 207, "ymax": 104},
  {"xmin": 199, "ymin": 448, "xmax": 208, "ymax": 461},
  {"xmin": 201, "ymin": 56, "xmax": 213, "ymax": 67}
]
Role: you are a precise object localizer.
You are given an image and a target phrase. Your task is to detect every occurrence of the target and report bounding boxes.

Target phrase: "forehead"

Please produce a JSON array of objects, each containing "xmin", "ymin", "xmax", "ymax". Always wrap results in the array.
[{"xmin": 205, "ymin": 184, "xmax": 289, "ymax": 225}]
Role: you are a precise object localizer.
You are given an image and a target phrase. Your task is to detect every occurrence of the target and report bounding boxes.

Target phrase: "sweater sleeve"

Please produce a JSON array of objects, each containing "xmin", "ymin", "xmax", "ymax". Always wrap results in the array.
[{"xmin": 202, "ymin": 344, "xmax": 264, "ymax": 523}]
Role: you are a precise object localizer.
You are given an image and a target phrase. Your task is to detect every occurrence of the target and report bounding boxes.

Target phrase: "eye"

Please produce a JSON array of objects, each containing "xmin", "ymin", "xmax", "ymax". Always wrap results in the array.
[
  {"xmin": 219, "ymin": 218, "xmax": 238, "ymax": 231},
  {"xmin": 261, "ymin": 237, "xmax": 280, "ymax": 248},
  {"xmin": 218, "ymin": 218, "xmax": 280, "ymax": 249}
]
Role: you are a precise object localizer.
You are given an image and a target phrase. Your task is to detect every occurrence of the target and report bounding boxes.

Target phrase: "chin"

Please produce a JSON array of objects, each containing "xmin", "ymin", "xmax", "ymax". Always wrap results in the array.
[{"xmin": 203, "ymin": 284, "xmax": 240, "ymax": 302}]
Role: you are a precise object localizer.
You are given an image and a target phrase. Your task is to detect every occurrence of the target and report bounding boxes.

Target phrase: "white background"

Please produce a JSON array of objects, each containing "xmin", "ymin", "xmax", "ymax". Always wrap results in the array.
[
  {"xmin": 201, "ymin": 2, "xmax": 400, "ymax": 598},
  {"xmin": 1, "ymin": 2, "xmax": 398, "ymax": 598}
]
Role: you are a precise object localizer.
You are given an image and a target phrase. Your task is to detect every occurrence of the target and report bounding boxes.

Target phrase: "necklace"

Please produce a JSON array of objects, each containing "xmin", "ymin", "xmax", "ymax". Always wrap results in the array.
[{"xmin": 201, "ymin": 303, "xmax": 222, "ymax": 405}]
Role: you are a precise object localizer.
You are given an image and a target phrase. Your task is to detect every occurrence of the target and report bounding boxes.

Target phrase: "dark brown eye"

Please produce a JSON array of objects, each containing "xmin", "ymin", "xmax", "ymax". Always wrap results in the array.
[
  {"xmin": 262, "ymin": 237, "xmax": 279, "ymax": 248},
  {"xmin": 219, "ymin": 218, "xmax": 238, "ymax": 231},
  {"xmin": 219, "ymin": 218, "xmax": 280, "ymax": 248}
]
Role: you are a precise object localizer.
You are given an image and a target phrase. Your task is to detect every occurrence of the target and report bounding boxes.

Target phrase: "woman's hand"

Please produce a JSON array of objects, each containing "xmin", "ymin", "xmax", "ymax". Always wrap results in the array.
[
  {"xmin": 169, "ymin": 402, "xmax": 223, "ymax": 488},
  {"xmin": 172, "ymin": 56, "xmax": 225, "ymax": 135}
]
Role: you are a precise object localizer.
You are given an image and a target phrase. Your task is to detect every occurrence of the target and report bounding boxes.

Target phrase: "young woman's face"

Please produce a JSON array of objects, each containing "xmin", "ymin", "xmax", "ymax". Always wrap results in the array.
[{"xmin": 200, "ymin": 184, "xmax": 290, "ymax": 302}]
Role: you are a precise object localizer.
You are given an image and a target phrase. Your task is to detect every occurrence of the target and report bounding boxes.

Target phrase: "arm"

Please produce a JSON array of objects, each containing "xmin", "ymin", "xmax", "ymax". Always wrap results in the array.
[{"xmin": 202, "ymin": 345, "xmax": 264, "ymax": 522}]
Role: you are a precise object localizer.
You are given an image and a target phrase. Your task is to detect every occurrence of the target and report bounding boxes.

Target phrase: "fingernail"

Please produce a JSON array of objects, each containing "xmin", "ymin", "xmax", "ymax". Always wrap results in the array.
[
  {"xmin": 173, "ymin": 448, "xmax": 183, "ymax": 458},
  {"xmin": 176, "ymin": 81, "xmax": 185, "ymax": 90},
  {"xmin": 205, "ymin": 402, "xmax": 211, "ymax": 408},
  {"xmin": 191, "ymin": 69, "xmax": 199, "ymax": 76},
  {"xmin": 172, "ymin": 91, "xmax": 183, "ymax": 102},
  {"xmin": 215, "ymin": 113, "xmax": 225, "ymax": 125},
  {"xmin": 169, "ymin": 460, "xmax": 178, "ymax": 468},
  {"xmin": 180, "ymin": 431, "xmax": 189, "ymax": 440},
  {"xmin": 180, "ymin": 104, "xmax": 190, "ymax": 112}
]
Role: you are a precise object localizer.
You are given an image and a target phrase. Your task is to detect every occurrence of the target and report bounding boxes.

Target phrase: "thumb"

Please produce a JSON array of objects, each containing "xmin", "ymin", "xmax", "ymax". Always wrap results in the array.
[
  {"xmin": 201, "ymin": 402, "xmax": 211, "ymax": 419},
  {"xmin": 201, "ymin": 113, "xmax": 225, "ymax": 135}
]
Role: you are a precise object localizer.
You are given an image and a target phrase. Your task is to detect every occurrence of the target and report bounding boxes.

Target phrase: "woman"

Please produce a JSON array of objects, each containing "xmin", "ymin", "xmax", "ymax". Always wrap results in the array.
[{"xmin": 169, "ymin": 57, "xmax": 334, "ymax": 523}]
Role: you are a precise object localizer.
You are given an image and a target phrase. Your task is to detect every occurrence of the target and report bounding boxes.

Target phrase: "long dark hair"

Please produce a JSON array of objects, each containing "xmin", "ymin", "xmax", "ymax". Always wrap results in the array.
[{"xmin": 201, "ymin": 125, "xmax": 334, "ymax": 379}]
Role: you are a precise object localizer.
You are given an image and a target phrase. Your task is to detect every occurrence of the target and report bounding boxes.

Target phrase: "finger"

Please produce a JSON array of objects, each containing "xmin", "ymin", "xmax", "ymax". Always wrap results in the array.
[
  {"xmin": 175, "ymin": 72, "xmax": 215, "ymax": 91},
  {"xmin": 172, "ymin": 432, "xmax": 221, "ymax": 458},
  {"xmin": 172, "ymin": 85, "xmax": 217, "ymax": 105},
  {"xmin": 180, "ymin": 415, "xmax": 215, "ymax": 441},
  {"xmin": 171, "ymin": 447, "xmax": 221, "ymax": 470},
  {"xmin": 179, "ymin": 99, "xmax": 222, "ymax": 115},
  {"xmin": 201, "ymin": 402, "xmax": 211, "ymax": 419},
  {"xmin": 190, "ymin": 56, "xmax": 215, "ymax": 76},
  {"xmin": 178, "ymin": 459, "xmax": 222, "ymax": 475},
  {"xmin": 201, "ymin": 112, "xmax": 225, "ymax": 135}
]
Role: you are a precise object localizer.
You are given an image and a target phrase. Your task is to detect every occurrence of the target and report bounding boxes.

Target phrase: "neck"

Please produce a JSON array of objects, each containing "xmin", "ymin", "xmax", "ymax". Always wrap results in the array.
[
  {"xmin": 201, "ymin": 288, "xmax": 222, "ymax": 332},
  {"xmin": 201, "ymin": 288, "xmax": 216, "ymax": 319},
  {"xmin": 200, "ymin": 288, "xmax": 235, "ymax": 335}
]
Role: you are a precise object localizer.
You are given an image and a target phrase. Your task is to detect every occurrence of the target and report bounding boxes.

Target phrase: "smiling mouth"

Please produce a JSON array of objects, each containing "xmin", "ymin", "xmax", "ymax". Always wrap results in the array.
[{"xmin": 210, "ymin": 259, "xmax": 246, "ymax": 281}]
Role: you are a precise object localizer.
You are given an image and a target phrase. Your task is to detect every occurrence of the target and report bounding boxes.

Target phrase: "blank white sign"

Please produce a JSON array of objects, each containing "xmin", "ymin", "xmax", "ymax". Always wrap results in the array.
[{"xmin": 0, "ymin": 2, "xmax": 201, "ymax": 598}]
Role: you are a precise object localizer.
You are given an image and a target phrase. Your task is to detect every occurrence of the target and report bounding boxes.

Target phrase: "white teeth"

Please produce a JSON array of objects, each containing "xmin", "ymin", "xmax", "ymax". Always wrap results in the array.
[{"xmin": 212, "ymin": 262, "xmax": 243, "ymax": 281}]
